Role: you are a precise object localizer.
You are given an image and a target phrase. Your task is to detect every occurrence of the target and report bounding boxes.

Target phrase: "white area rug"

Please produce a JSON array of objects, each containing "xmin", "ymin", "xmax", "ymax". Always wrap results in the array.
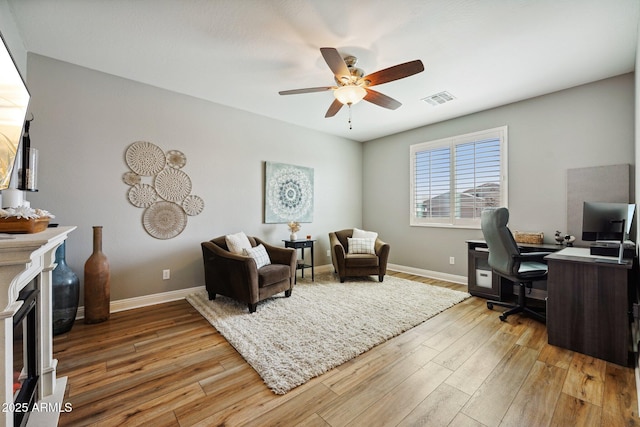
[{"xmin": 186, "ymin": 272, "xmax": 470, "ymax": 394}]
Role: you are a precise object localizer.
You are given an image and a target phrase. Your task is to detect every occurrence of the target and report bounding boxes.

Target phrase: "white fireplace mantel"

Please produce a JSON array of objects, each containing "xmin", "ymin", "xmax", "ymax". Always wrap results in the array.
[{"xmin": 0, "ymin": 226, "xmax": 75, "ymax": 427}]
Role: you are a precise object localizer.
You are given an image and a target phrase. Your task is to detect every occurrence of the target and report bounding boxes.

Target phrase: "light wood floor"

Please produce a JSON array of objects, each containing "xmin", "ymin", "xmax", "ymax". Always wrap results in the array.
[{"xmin": 53, "ymin": 272, "xmax": 640, "ymax": 426}]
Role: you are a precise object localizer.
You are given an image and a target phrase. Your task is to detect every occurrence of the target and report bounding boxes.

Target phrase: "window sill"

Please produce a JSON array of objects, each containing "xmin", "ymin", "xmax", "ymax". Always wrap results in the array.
[{"xmin": 410, "ymin": 222, "xmax": 481, "ymax": 230}]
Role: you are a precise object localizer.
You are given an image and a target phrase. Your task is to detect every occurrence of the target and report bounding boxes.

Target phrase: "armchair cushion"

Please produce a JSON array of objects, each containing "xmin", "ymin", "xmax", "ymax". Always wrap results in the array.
[
  {"xmin": 353, "ymin": 227, "xmax": 378, "ymax": 240},
  {"xmin": 243, "ymin": 244, "xmax": 271, "ymax": 268},
  {"xmin": 258, "ymin": 264, "xmax": 291, "ymax": 288},
  {"xmin": 225, "ymin": 231, "xmax": 252, "ymax": 254},
  {"xmin": 345, "ymin": 253, "xmax": 379, "ymax": 267},
  {"xmin": 347, "ymin": 237, "xmax": 376, "ymax": 254}
]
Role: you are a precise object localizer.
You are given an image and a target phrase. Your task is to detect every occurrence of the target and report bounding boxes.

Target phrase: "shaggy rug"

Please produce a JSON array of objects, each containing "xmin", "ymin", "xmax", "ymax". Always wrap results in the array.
[{"xmin": 186, "ymin": 271, "xmax": 470, "ymax": 394}]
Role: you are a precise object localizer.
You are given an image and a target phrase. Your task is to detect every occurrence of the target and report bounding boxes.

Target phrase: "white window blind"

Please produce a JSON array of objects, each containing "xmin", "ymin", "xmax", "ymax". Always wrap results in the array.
[{"xmin": 410, "ymin": 126, "xmax": 508, "ymax": 227}]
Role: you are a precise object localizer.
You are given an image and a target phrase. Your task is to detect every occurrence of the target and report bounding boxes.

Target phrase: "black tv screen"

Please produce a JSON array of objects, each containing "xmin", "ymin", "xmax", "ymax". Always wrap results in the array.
[
  {"xmin": 582, "ymin": 201, "xmax": 635, "ymax": 242},
  {"xmin": 0, "ymin": 31, "xmax": 30, "ymax": 190}
]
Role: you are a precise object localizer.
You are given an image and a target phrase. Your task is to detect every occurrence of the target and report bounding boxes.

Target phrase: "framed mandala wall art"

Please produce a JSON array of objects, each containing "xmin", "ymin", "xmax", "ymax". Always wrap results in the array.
[{"xmin": 264, "ymin": 161, "xmax": 314, "ymax": 223}]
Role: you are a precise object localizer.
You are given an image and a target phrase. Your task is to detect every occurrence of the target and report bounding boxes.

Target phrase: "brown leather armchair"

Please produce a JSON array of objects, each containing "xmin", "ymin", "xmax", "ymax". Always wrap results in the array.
[
  {"xmin": 329, "ymin": 229, "xmax": 390, "ymax": 282},
  {"xmin": 201, "ymin": 236, "xmax": 296, "ymax": 313}
]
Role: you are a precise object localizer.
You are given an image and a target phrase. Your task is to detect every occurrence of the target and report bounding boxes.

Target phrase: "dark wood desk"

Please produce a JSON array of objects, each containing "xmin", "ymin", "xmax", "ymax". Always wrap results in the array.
[
  {"xmin": 466, "ymin": 240, "xmax": 560, "ymax": 301},
  {"xmin": 545, "ymin": 248, "xmax": 636, "ymax": 366},
  {"xmin": 283, "ymin": 239, "xmax": 315, "ymax": 282}
]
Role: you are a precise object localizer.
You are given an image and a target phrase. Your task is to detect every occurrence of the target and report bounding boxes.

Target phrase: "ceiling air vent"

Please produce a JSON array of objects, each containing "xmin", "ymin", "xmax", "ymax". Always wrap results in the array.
[{"xmin": 422, "ymin": 91, "xmax": 456, "ymax": 106}]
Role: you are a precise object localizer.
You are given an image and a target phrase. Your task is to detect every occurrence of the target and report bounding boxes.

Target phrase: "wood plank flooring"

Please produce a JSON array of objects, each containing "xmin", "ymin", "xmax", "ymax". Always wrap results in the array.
[{"xmin": 53, "ymin": 272, "xmax": 640, "ymax": 426}]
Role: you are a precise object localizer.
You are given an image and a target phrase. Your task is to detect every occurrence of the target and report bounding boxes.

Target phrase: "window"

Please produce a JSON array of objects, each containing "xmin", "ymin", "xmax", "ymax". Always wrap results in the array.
[{"xmin": 410, "ymin": 126, "xmax": 508, "ymax": 227}]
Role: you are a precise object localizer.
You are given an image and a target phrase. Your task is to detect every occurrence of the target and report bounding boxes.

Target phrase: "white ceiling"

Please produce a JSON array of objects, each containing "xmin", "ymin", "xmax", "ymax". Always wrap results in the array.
[{"xmin": 6, "ymin": 0, "xmax": 640, "ymax": 142}]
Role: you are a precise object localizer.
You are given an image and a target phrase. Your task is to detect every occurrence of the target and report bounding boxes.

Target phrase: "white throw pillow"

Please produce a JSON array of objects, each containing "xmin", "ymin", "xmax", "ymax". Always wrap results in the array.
[
  {"xmin": 347, "ymin": 237, "xmax": 376, "ymax": 255},
  {"xmin": 352, "ymin": 227, "xmax": 378, "ymax": 240},
  {"xmin": 225, "ymin": 231, "xmax": 252, "ymax": 254},
  {"xmin": 243, "ymin": 244, "xmax": 272, "ymax": 269}
]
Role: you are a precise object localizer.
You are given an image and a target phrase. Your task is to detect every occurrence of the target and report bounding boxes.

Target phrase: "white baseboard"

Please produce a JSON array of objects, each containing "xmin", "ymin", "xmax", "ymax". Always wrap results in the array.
[
  {"xmin": 388, "ymin": 263, "xmax": 468, "ymax": 285},
  {"xmin": 76, "ymin": 263, "xmax": 465, "ymax": 318},
  {"xmin": 76, "ymin": 285, "xmax": 205, "ymax": 319},
  {"xmin": 314, "ymin": 264, "xmax": 334, "ymax": 274},
  {"xmin": 311, "ymin": 263, "xmax": 467, "ymax": 284}
]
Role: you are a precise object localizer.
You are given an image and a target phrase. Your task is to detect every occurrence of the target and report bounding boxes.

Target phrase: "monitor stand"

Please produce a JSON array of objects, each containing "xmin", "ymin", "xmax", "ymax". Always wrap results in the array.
[
  {"xmin": 590, "ymin": 241, "xmax": 635, "ymax": 257},
  {"xmin": 595, "ymin": 258, "xmax": 630, "ymax": 265},
  {"xmin": 594, "ymin": 240, "xmax": 629, "ymax": 264}
]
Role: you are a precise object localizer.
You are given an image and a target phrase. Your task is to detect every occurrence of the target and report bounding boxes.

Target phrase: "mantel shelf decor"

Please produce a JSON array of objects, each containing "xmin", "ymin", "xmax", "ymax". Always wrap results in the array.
[
  {"xmin": 0, "ymin": 207, "xmax": 54, "ymax": 233},
  {"xmin": 123, "ymin": 141, "xmax": 204, "ymax": 239}
]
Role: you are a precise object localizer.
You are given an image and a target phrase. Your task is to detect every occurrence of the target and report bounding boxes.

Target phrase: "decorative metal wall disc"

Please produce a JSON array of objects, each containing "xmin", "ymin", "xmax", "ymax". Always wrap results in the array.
[
  {"xmin": 154, "ymin": 168, "xmax": 192, "ymax": 203},
  {"xmin": 182, "ymin": 195, "xmax": 205, "ymax": 216},
  {"xmin": 126, "ymin": 141, "xmax": 166, "ymax": 176},
  {"xmin": 128, "ymin": 184, "xmax": 158, "ymax": 208},
  {"xmin": 166, "ymin": 150, "xmax": 186, "ymax": 169},
  {"xmin": 122, "ymin": 171, "xmax": 141, "ymax": 186},
  {"xmin": 143, "ymin": 201, "xmax": 187, "ymax": 239}
]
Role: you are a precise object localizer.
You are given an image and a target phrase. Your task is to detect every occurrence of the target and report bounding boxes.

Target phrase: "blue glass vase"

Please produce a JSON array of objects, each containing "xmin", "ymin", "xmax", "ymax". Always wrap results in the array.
[{"xmin": 52, "ymin": 241, "xmax": 79, "ymax": 335}]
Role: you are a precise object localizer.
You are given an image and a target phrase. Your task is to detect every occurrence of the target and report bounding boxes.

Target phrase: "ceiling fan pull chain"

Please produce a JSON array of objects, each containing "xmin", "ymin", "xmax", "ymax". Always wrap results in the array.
[{"xmin": 348, "ymin": 103, "xmax": 353, "ymax": 130}]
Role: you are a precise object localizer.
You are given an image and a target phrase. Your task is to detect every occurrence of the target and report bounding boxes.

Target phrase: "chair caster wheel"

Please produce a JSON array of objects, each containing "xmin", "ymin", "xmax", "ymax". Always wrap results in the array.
[
  {"xmin": 499, "ymin": 314, "xmax": 507, "ymax": 322},
  {"xmin": 487, "ymin": 302, "xmax": 494, "ymax": 310}
]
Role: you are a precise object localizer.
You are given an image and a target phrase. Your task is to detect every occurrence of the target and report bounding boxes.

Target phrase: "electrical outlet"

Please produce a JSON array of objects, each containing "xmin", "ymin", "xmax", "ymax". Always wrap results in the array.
[
  {"xmin": 162, "ymin": 269, "xmax": 170, "ymax": 280},
  {"xmin": 327, "ymin": 250, "xmax": 331, "ymax": 257},
  {"xmin": 449, "ymin": 257, "xmax": 455, "ymax": 265}
]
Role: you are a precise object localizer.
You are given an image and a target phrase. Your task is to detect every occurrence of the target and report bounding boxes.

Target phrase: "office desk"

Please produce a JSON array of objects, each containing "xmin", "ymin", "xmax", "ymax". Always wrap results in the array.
[
  {"xmin": 466, "ymin": 240, "xmax": 560, "ymax": 301},
  {"xmin": 545, "ymin": 248, "xmax": 636, "ymax": 366}
]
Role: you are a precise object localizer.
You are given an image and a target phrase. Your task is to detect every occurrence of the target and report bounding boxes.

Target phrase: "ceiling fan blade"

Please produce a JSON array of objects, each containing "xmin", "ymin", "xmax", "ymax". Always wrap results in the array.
[
  {"xmin": 320, "ymin": 47, "xmax": 350, "ymax": 79},
  {"xmin": 363, "ymin": 60, "xmax": 424, "ymax": 87},
  {"xmin": 279, "ymin": 86, "xmax": 334, "ymax": 95},
  {"xmin": 325, "ymin": 98, "xmax": 343, "ymax": 118},
  {"xmin": 364, "ymin": 89, "xmax": 402, "ymax": 110}
]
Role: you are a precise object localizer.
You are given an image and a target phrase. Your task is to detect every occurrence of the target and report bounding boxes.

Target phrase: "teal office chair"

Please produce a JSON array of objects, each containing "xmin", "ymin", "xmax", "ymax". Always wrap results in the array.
[{"xmin": 480, "ymin": 207, "xmax": 550, "ymax": 322}]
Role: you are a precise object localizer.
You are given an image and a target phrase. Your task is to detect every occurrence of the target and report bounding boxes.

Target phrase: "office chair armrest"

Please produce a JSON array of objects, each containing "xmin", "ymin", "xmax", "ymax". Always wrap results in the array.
[{"xmin": 513, "ymin": 252, "xmax": 554, "ymax": 262}]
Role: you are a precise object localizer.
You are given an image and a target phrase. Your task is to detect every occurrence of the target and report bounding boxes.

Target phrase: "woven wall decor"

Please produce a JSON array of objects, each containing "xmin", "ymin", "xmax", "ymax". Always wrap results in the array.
[
  {"xmin": 182, "ymin": 195, "xmax": 205, "ymax": 216},
  {"xmin": 123, "ymin": 141, "xmax": 204, "ymax": 239},
  {"xmin": 143, "ymin": 201, "xmax": 187, "ymax": 239},
  {"xmin": 154, "ymin": 168, "xmax": 192, "ymax": 203},
  {"xmin": 127, "ymin": 183, "xmax": 157, "ymax": 208},
  {"xmin": 125, "ymin": 141, "xmax": 166, "ymax": 176}
]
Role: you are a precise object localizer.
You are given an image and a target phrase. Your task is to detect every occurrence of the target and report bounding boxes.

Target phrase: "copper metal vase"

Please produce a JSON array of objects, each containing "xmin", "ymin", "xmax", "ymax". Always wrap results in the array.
[{"xmin": 84, "ymin": 226, "xmax": 110, "ymax": 324}]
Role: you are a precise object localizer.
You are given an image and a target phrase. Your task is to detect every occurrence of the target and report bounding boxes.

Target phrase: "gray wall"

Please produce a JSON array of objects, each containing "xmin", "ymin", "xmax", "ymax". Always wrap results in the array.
[
  {"xmin": 25, "ymin": 54, "xmax": 362, "ymax": 301},
  {"xmin": 0, "ymin": 0, "xmax": 26, "ymax": 74},
  {"xmin": 363, "ymin": 74, "xmax": 635, "ymax": 279},
  {"xmin": 1, "ymin": 1, "xmax": 636, "ymax": 300}
]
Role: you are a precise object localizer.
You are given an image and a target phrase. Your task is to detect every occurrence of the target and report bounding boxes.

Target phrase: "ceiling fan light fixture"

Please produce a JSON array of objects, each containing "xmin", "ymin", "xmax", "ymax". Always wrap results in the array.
[
  {"xmin": 279, "ymin": 48, "xmax": 424, "ymax": 120},
  {"xmin": 334, "ymin": 85, "xmax": 366, "ymax": 105}
]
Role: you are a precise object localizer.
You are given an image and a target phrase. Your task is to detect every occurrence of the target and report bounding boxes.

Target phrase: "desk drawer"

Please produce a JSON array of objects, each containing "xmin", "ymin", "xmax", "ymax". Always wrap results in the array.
[
  {"xmin": 476, "ymin": 270, "xmax": 492, "ymax": 288},
  {"xmin": 284, "ymin": 240, "xmax": 314, "ymax": 249}
]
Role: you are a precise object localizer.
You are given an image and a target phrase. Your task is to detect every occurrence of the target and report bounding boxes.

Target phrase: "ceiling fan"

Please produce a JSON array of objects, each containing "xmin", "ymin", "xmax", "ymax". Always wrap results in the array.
[{"xmin": 279, "ymin": 47, "xmax": 424, "ymax": 121}]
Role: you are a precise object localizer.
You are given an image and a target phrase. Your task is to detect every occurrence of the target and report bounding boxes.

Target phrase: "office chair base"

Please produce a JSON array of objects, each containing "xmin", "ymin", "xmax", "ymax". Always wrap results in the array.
[
  {"xmin": 486, "ymin": 297, "xmax": 546, "ymax": 323},
  {"xmin": 486, "ymin": 301, "xmax": 514, "ymax": 311},
  {"xmin": 496, "ymin": 304, "xmax": 545, "ymax": 323}
]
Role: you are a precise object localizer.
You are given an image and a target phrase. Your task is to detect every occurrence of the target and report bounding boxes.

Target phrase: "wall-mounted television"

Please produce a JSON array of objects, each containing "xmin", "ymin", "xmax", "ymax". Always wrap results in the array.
[
  {"xmin": 0, "ymin": 31, "xmax": 30, "ymax": 190},
  {"xmin": 582, "ymin": 201, "xmax": 636, "ymax": 242}
]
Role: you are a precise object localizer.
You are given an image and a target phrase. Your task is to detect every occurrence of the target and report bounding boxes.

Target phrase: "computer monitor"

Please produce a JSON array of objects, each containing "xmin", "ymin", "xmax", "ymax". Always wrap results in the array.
[{"xmin": 582, "ymin": 202, "xmax": 635, "ymax": 242}]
